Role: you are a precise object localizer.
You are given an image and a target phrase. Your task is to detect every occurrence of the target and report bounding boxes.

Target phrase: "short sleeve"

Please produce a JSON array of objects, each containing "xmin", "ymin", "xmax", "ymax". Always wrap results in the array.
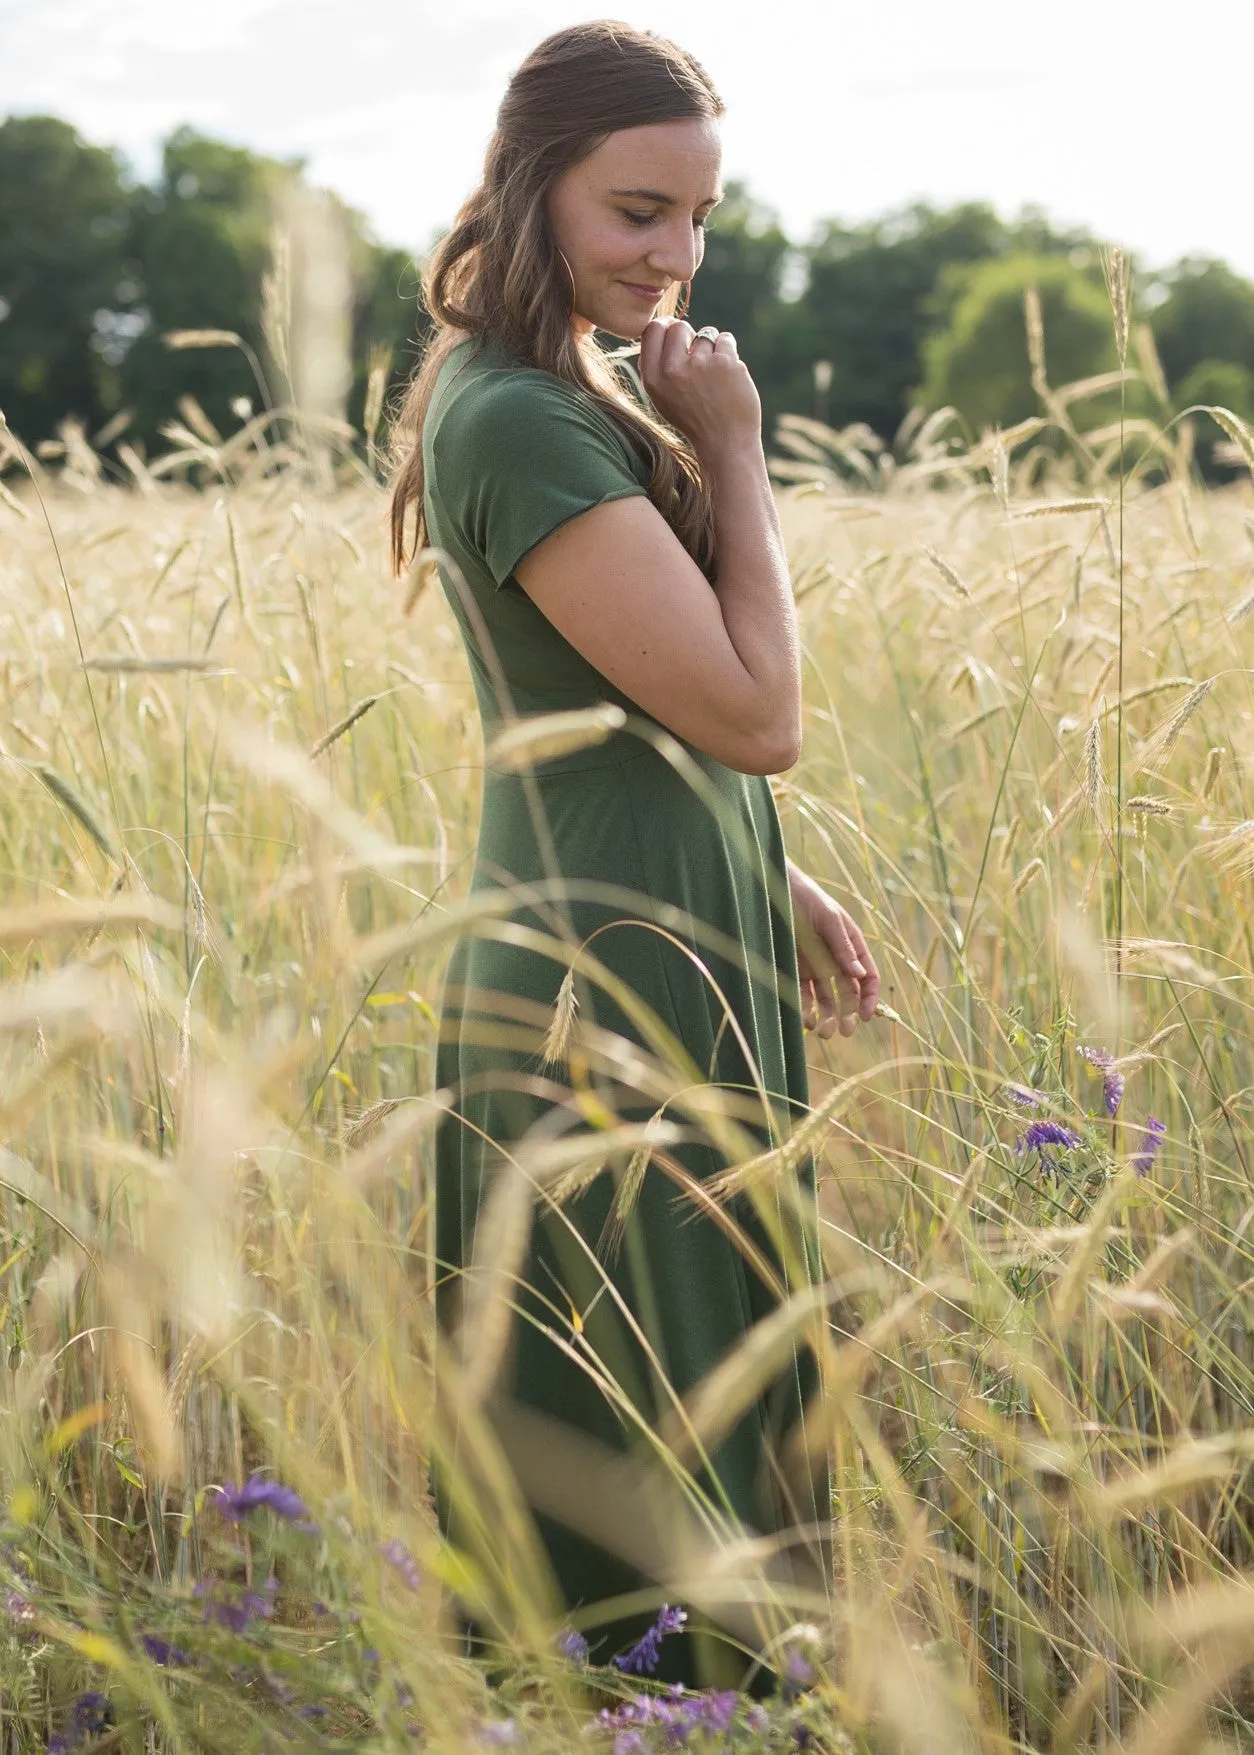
[{"xmin": 432, "ymin": 370, "xmax": 649, "ymax": 589}]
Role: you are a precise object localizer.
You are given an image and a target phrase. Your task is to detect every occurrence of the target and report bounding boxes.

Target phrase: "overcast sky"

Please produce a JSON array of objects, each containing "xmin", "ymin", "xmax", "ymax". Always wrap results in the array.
[{"xmin": 4, "ymin": 0, "xmax": 1252, "ymax": 277}]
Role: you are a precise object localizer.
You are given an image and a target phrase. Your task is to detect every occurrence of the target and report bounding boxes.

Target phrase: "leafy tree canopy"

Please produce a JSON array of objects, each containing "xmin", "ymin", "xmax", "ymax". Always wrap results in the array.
[
  {"xmin": 0, "ymin": 115, "xmax": 132, "ymax": 440},
  {"xmin": 6, "ymin": 112, "xmax": 1254, "ymax": 480},
  {"xmin": 1150, "ymin": 257, "xmax": 1254, "ymax": 389},
  {"xmin": 120, "ymin": 129, "xmax": 303, "ymax": 439},
  {"xmin": 919, "ymin": 252, "xmax": 1119, "ymax": 436}
]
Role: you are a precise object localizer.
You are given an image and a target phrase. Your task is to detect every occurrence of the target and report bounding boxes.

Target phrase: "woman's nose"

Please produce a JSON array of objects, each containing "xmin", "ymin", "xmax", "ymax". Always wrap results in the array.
[{"xmin": 648, "ymin": 220, "xmax": 701, "ymax": 285}]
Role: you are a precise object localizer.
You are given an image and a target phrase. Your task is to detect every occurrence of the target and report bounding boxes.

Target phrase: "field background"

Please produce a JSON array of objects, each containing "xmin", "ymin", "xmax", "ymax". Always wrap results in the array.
[{"xmin": 1, "ymin": 338, "xmax": 1254, "ymax": 1751}]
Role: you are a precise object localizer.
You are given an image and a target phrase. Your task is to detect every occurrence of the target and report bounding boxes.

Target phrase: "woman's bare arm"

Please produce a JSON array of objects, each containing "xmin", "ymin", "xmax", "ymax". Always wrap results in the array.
[{"xmin": 515, "ymin": 320, "xmax": 801, "ymax": 775}]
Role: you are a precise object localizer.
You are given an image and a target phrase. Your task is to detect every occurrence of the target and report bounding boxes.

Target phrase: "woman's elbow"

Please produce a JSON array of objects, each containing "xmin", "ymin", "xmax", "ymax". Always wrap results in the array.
[{"xmin": 744, "ymin": 717, "xmax": 803, "ymax": 776}]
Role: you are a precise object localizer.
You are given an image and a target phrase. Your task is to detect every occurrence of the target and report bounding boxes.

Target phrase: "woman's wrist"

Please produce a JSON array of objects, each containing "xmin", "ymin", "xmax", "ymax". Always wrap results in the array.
[
  {"xmin": 694, "ymin": 431, "xmax": 765, "ymax": 474},
  {"xmin": 786, "ymin": 857, "xmax": 816, "ymax": 899}
]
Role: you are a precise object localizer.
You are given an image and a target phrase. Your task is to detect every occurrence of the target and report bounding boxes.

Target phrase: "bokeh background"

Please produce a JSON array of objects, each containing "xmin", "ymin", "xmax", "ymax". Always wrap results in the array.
[
  {"xmin": 4, "ymin": 0, "xmax": 1254, "ymax": 464},
  {"xmin": 4, "ymin": 6, "xmax": 1254, "ymax": 1751}
]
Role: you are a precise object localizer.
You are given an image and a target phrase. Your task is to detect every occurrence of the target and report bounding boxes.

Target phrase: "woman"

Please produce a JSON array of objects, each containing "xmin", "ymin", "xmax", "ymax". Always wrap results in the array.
[{"xmin": 388, "ymin": 20, "xmax": 879, "ymax": 1695}]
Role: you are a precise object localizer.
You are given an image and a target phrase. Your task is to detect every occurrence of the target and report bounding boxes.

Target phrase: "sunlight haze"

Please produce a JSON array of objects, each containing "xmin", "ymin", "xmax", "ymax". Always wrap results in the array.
[{"xmin": 3, "ymin": 0, "xmax": 1252, "ymax": 274}]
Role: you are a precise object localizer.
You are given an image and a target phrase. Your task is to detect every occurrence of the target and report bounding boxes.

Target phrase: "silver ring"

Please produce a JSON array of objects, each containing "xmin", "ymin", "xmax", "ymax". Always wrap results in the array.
[{"xmin": 694, "ymin": 325, "xmax": 720, "ymax": 344}]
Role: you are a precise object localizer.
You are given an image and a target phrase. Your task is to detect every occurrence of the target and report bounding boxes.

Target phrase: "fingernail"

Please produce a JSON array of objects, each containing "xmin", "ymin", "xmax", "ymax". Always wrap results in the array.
[{"xmin": 850, "ymin": 961, "xmax": 866, "ymax": 977}]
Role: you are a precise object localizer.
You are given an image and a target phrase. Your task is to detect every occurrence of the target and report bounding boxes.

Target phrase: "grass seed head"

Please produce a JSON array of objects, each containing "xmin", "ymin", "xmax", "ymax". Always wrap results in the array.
[{"xmin": 1101, "ymin": 245, "xmax": 1131, "ymax": 366}]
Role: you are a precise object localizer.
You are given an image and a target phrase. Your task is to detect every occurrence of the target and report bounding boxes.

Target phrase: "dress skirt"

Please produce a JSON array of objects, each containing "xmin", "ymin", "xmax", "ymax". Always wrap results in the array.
[{"xmin": 427, "ymin": 729, "xmax": 831, "ymax": 1694}]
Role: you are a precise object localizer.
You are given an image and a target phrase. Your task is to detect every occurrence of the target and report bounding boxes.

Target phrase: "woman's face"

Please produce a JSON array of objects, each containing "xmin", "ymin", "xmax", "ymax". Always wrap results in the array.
[{"xmin": 546, "ymin": 117, "xmax": 723, "ymax": 341}]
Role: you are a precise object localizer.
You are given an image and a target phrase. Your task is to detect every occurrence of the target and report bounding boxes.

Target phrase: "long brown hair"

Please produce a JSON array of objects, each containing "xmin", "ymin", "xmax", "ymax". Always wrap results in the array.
[{"xmin": 387, "ymin": 20, "xmax": 724, "ymax": 579}]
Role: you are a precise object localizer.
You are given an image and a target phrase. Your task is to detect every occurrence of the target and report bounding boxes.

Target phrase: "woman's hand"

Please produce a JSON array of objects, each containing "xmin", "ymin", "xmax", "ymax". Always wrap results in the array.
[
  {"xmin": 637, "ymin": 316, "xmax": 761, "ymax": 458},
  {"xmin": 787, "ymin": 861, "xmax": 880, "ymax": 1039}
]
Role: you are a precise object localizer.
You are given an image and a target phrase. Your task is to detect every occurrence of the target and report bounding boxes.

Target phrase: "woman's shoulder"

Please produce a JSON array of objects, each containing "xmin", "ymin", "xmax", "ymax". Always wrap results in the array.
[{"xmin": 429, "ymin": 341, "xmax": 636, "ymax": 472}]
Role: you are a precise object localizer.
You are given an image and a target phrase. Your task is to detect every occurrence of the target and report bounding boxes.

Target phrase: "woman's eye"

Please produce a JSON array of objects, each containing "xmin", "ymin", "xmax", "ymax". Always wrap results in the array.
[{"xmin": 619, "ymin": 211, "xmax": 708, "ymax": 230}]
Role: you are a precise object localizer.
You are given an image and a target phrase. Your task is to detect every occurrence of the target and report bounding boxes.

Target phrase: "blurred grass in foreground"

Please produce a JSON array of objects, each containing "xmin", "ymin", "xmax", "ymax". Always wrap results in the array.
[{"xmin": 0, "ymin": 352, "xmax": 1253, "ymax": 1753}]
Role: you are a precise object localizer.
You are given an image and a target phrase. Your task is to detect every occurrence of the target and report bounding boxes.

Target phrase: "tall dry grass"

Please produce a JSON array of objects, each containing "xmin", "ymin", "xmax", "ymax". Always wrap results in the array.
[{"xmin": 0, "ymin": 320, "xmax": 1253, "ymax": 1752}]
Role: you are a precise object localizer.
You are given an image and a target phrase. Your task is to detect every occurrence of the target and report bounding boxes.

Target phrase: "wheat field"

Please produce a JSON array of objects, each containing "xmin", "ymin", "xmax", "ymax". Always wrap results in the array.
[{"xmin": 1, "ymin": 361, "xmax": 1252, "ymax": 1753}]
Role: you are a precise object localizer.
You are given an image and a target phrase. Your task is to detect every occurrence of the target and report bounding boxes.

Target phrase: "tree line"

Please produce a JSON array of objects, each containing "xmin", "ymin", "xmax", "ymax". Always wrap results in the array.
[{"xmin": 4, "ymin": 112, "xmax": 1254, "ymax": 474}]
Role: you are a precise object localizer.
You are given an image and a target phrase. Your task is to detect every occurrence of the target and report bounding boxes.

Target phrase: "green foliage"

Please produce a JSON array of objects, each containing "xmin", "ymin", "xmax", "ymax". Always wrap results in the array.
[
  {"xmin": 119, "ymin": 129, "xmax": 298, "ymax": 440},
  {"xmin": 1150, "ymin": 256, "xmax": 1254, "ymax": 388},
  {"xmin": 8, "ymin": 110, "xmax": 1254, "ymax": 476},
  {"xmin": 783, "ymin": 202, "xmax": 1012, "ymax": 440},
  {"xmin": 0, "ymin": 115, "xmax": 133, "ymax": 442},
  {"xmin": 1176, "ymin": 356, "xmax": 1254, "ymax": 417},
  {"xmin": 1175, "ymin": 357, "xmax": 1254, "ymax": 475},
  {"xmin": 919, "ymin": 252, "xmax": 1118, "ymax": 434},
  {"xmin": 0, "ymin": 118, "xmax": 425, "ymax": 459},
  {"xmin": 760, "ymin": 203, "xmax": 1098, "ymax": 446}
]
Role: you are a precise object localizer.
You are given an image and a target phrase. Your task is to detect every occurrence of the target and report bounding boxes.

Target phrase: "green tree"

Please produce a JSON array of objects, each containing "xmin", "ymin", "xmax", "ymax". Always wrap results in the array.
[
  {"xmin": 919, "ymin": 252, "xmax": 1119, "ymax": 435},
  {"xmin": 120, "ymin": 128, "xmax": 295, "ymax": 444},
  {"xmin": 116, "ymin": 128, "xmax": 423, "ymax": 455},
  {"xmin": 0, "ymin": 115, "xmax": 133, "ymax": 444},
  {"xmin": 1151, "ymin": 258, "xmax": 1254, "ymax": 390},
  {"xmin": 785, "ymin": 202, "xmax": 1011, "ymax": 440},
  {"xmin": 1175, "ymin": 358, "xmax": 1254, "ymax": 417},
  {"xmin": 1173, "ymin": 359, "xmax": 1254, "ymax": 476}
]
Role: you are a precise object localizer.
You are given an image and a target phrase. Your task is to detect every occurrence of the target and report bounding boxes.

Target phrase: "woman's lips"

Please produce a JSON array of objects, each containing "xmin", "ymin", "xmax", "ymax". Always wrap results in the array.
[{"xmin": 622, "ymin": 282, "xmax": 664, "ymax": 300}]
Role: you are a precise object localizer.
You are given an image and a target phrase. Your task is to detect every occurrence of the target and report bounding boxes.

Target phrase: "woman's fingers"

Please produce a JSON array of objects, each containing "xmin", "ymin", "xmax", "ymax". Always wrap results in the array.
[
  {"xmin": 802, "ymin": 976, "xmax": 840, "ymax": 1038},
  {"xmin": 797, "ymin": 896, "xmax": 880, "ymax": 1039},
  {"xmin": 638, "ymin": 315, "xmax": 677, "ymax": 382},
  {"xmin": 661, "ymin": 318, "xmax": 698, "ymax": 371},
  {"xmin": 822, "ymin": 917, "xmax": 863, "ymax": 1033},
  {"xmin": 843, "ymin": 916, "xmax": 881, "ymax": 1019}
]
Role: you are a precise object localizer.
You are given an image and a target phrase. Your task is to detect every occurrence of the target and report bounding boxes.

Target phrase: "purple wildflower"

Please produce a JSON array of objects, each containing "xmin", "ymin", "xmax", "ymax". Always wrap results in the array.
[
  {"xmin": 1079, "ymin": 1046, "xmax": 1125, "ymax": 1117},
  {"xmin": 5, "ymin": 1589, "xmax": 35, "ymax": 1625},
  {"xmin": 47, "ymin": 1692, "xmax": 111, "ymax": 1754},
  {"xmin": 592, "ymin": 1679, "xmax": 745, "ymax": 1747},
  {"xmin": 698, "ymin": 1689, "xmax": 739, "ymax": 1730},
  {"xmin": 195, "ymin": 1572, "xmax": 278, "ymax": 1633},
  {"xmin": 141, "ymin": 1631, "xmax": 194, "ymax": 1667},
  {"xmin": 1130, "ymin": 1116, "xmax": 1166, "ymax": 1176},
  {"xmin": 613, "ymin": 1737, "xmax": 643, "ymax": 1755},
  {"xmin": 596, "ymin": 1695, "xmax": 669, "ymax": 1732},
  {"xmin": 477, "ymin": 1720, "xmax": 521, "ymax": 1745},
  {"xmin": 611, "ymin": 1603, "xmax": 688, "ymax": 1675},
  {"xmin": 746, "ymin": 1704, "xmax": 770, "ymax": 1733},
  {"xmin": 215, "ymin": 1471, "xmax": 312, "ymax": 1527},
  {"xmin": 785, "ymin": 1645, "xmax": 816, "ymax": 1687},
  {"xmin": 258, "ymin": 1663, "xmax": 295, "ymax": 1702},
  {"xmin": 1015, "ymin": 1120, "xmax": 1083, "ymax": 1155},
  {"xmin": 300, "ymin": 1705, "xmax": 329, "ymax": 1721},
  {"xmin": 1005, "ymin": 1083, "xmax": 1048, "ymax": 1108},
  {"xmin": 779, "ymin": 1619, "xmax": 822, "ymax": 1695},
  {"xmin": 556, "ymin": 1625, "xmax": 589, "ymax": 1664},
  {"xmin": 379, "ymin": 1538, "xmax": 421, "ymax": 1591}
]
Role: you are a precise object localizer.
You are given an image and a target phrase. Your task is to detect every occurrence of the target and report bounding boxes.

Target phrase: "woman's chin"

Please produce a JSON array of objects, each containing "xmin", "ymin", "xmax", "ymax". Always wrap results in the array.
[{"xmin": 591, "ymin": 312, "xmax": 649, "ymax": 344}]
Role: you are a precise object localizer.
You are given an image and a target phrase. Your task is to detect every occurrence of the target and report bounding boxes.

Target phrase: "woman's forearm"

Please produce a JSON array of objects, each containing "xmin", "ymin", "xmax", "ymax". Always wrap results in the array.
[{"xmin": 698, "ymin": 437, "xmax": 803, "ymax": 768}]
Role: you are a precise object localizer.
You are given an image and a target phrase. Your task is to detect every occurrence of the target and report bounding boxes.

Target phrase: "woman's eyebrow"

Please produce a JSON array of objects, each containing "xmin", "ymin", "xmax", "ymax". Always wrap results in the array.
[{"xmin": 609, "ymin": 187, "xmax": 724, "ymax": 208}]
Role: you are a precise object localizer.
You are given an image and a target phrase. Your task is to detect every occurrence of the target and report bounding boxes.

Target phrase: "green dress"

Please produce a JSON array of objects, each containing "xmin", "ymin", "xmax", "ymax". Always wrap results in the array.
[{"xmin": 422, "ymin": 333, "xmax": 830, "ymax": 1693}]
